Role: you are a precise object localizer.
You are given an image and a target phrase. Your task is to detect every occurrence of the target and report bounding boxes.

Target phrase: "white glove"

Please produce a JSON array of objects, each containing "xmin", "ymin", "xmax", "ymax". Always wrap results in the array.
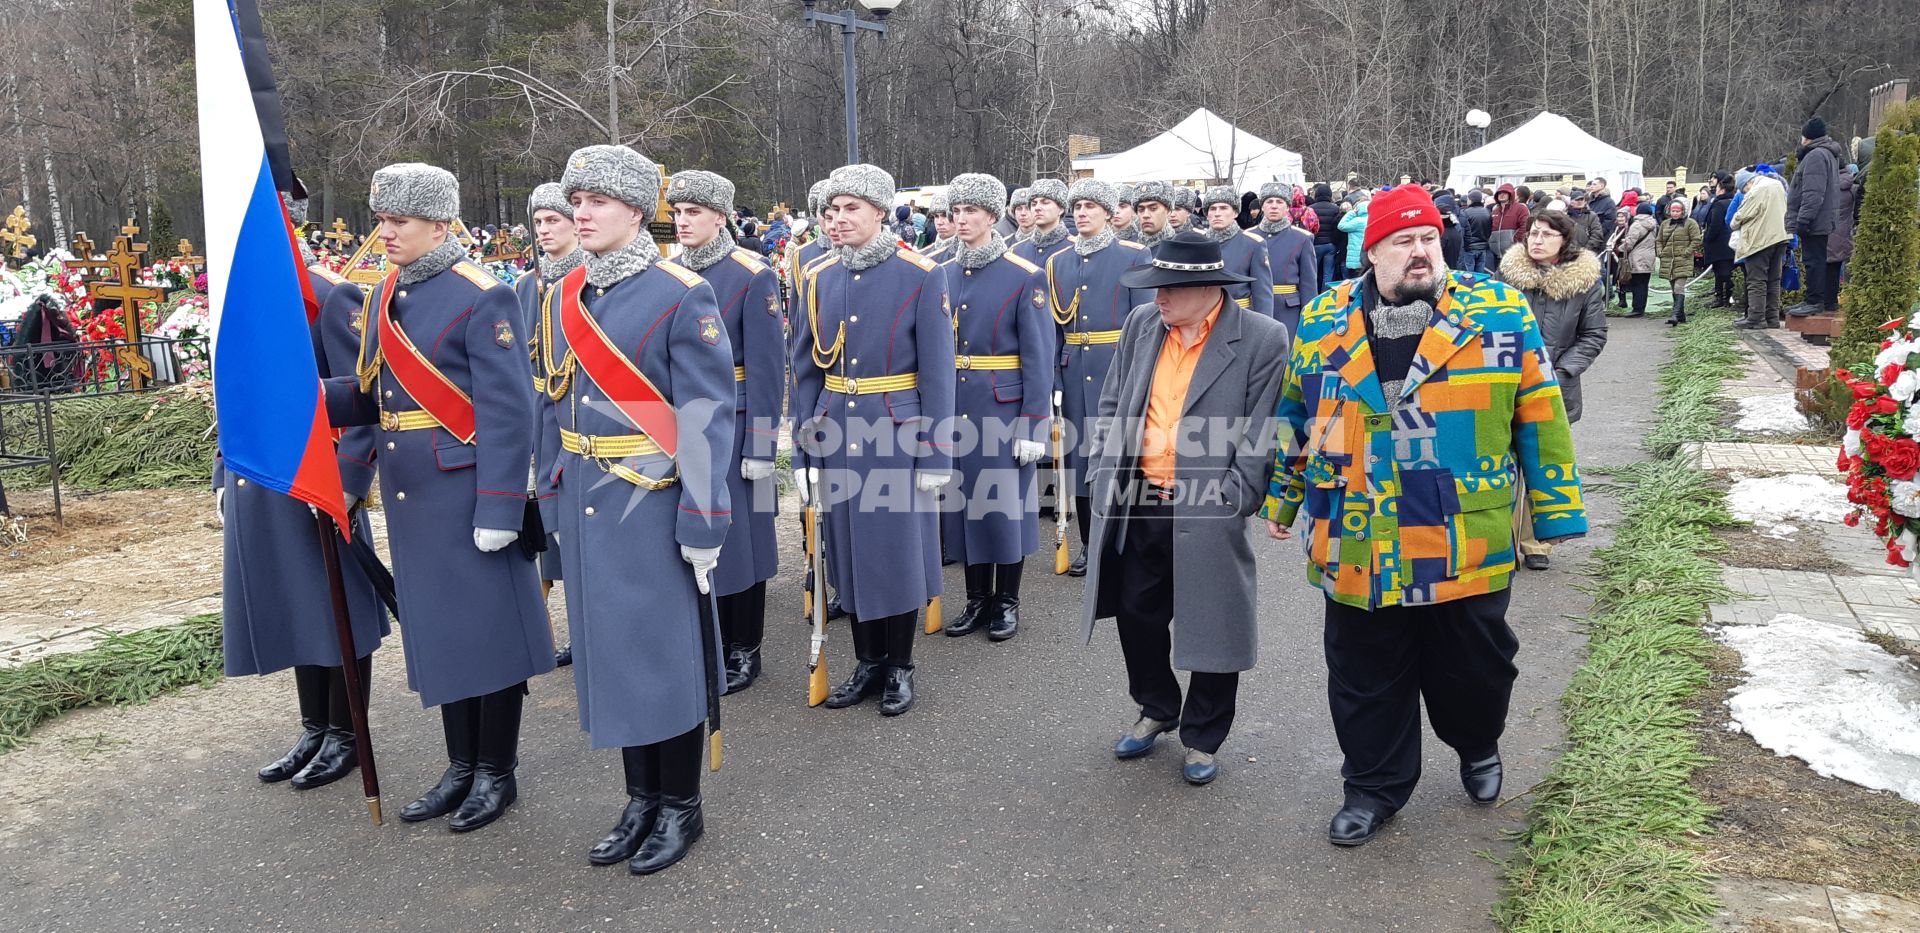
[
  {"xmin": 741, "ymin": 458, "xmax": 775, "ymax": 481},
  {"xmin": 1013, "ymin": 439, "xmax": 1046, "ymax": 465},
  {"xmin": 794, "ymin": 466, "xmax": 814, "ymax": 506},
  {"xmin": 916, "ymin": 471, "xmax": 952, "ymax": 492},
  {"xmin": 214, "ymin": 487, "xmax": 226, "ymax": 527},
  {"xmin": 682, "ymin": 544, "xmax": 721, "ymax": 594},
  {"xmin": 474, "ymin": 527, "xmax": 517, "ymax": 552}
]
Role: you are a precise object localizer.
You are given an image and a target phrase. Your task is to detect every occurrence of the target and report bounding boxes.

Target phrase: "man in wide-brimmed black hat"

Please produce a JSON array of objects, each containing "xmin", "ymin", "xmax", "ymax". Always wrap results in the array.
[{"xmin": 1076, "ymin": 231, "xmax": 1292, "ymax": 787}]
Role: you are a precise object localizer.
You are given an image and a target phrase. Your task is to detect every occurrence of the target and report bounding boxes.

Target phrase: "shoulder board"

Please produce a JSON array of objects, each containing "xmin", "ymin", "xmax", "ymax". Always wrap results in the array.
[
  {"xmin": 803, "ymin": 252, "xmax": 839, "ymax": 275},
  {"xmin": 1001, "ymin": 252, "xmax": 1040, "ymax": 274},
  {"xmin": 807, "ymin": 255, "xmax": 842, "ymax": 277},
  {"xmin": 1117, "ymin": 240, "xmax": 1147, "ymax": 250},
  {"xmin": 730, "ymin": 249, "xmax": 768, "ymax": 275},
  {"xmin": 451, "ymin": 261, "xmax": 500, "ymax": 290},
  {"xmin": 655, "ymin": 259, "xmax": 703, "ymax": 288},
  {"xmin": 1244, "ymin": 230, "xmax": 1266, "ymax": 243},
  {"xmin": 308, "ymin": 264, "xmax": 348, "ymax": 286},
  {"xmin": 895, "ymin": 248, "xmax": 938, "ymax": 272}
]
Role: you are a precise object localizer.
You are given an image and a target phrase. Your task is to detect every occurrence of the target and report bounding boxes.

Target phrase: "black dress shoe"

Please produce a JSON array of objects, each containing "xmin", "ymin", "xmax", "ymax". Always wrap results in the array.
[
  {"xmin": 943, "ymin": 597, "xmax": 989, "ymax": 637},
  {"xmin": 629, "ymin": 795, "xmax": 704, "ymax": 875},
  {"xmin": 258, "ymin": 725, "xmax": 326, "ymax": 784},
  {"xmin": 260, "ymin": 665, "xmax": 331, "ymax": 783},
  {"xmin": 986, "ymin": 596, "xmax": 1019, "ymax": 642},
  {"xmin": 588, "ymin": 796, "xmax": 660, "ymax": 865},
  {"xmin": 448, "ymin": 685, "xmax": 524, "ymax": 833},
  {"xmin": 289, "ymin": 729, "xmax": 357, "ymax": 790},
  {"xmin": 877, "ymin": 666, "xmax": 915, "ymax": 716},
  {"xmin": 822, "ymin": 661, "xmax": 885, "ymax": 708},
  {"xmin": 400, "ymin": 764, "xmax": 475, "ymax": 822},
  {"xmin": 1328, "ymin": 805, "xmax": 1393, "ymax": 846},
  {"xmin": 724, "ymin": 646, "xmax": 762, "ymax": 693},
  {"xmin": 448, "ymin": 771, "xmax": 516, "ymax": 832},
  {"xmin": 554, "ymin": 645, "xmax": 573, "ymax": 667},
  {"xmin": 1066, "ymin": 554, "xmax": 1087, "ymax": 577},
  {"xmin": 1461, "ymin": 751, "xmax": 1503, "ymax": 804},
  {"xmin": 1522, "ymin": 554, "xmax": 1550, "ymax": 571},
  {"xmin": 825, "ymin": 599, "xmax": 848, "ymax": 621}
]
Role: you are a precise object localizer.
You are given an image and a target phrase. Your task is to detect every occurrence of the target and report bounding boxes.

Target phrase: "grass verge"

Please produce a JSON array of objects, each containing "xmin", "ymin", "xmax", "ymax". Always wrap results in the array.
[
  {"xmin": 0, "ymin": 613, "xmax": 224, "ymax": 754},
  {"xmin": 1494, "ymin": 309, "xmax": 1738, "ymax": 932}
]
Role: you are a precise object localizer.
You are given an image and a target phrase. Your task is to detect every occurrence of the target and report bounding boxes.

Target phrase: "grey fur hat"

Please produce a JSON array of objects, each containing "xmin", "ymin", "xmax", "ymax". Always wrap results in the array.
[
  {"xmin": 1173, "ymin": 187, "xmax": 1200, "ymax": 211},
  {"xmin": 1008, "ymin": 187, "xmax": 1031, "ymax": 212},
  {"xmin": 1202, "ymin": 185, "xmax": 1238, "ymax": 209},
  {"xmin": 528, "ymin": 182, "xmax": 572, "ymax": 220},
  {"xmin": 927, "ymin": 193, "xmax": 950, "ymax": 217},
  {"xmin": 1133, "ymin": 181, "xmax": 1175, "ymax": 210},
  {"xmin": 1257, "ymin": 181, "xmax": 1291, "ymax": 202},
  {"xmin": 561, "ymin": 145, "xmax": 661, "ymax": 214},
  {"xmin": 1027, "ymin": 179, "xmax": 1069, "ymax": 209},
  {"xmin": 281, "ymin": 191, "xmax": 309, "ymax": 225},
  {"xmin": 664, "ymin": 169, "xmax": 735, "ymax": 217},
  {"xmin": 1067, "ymin": 178, "xmax": 1118, "ymax": 217},
  {"xmin": 947, "ymin": 173, "xmax": 1007, "ymax": 218},
  {"xmin": 822, "ymin": 163, "xmax": 895, "ymax": 212},
  {"xmin": 808, "ymin": 178, "xmax": 833, "ymax": 215},
  {"xmin": 1115, "ymin": 183, "xmax": 1138, "ymax": 208},
  {"xmin": 369, "ymin": 162, "xmax": 459, "ymax": 222}
]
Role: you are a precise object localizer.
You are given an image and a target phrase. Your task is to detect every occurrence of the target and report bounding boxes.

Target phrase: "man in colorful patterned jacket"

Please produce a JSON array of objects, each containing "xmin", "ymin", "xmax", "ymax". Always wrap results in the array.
[{"xmin": 1260, "ymin": 184, "xmax": 1587, "ymax": 848}]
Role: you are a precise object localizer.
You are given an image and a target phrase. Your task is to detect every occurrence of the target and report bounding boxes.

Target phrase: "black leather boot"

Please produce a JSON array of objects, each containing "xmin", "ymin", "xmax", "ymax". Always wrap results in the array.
[
  {"xmin": 1068, "ymin": 499, "xmax": 1091, "ymax": 576},
  {"xmin": 944, "ymin": 563, "xmax": 994, "ymax": 636},
  {"xmin": 823, "ymin": 619, "xmax": 887, "ymax": 708},
  {"xmin": 400, "ymin": 697, "xmax": 480, "ymax": 822},
  {"xmin": 721, "ymin": 583, "xmax": 766, "ymax": 694},
  {"xmin": 259, "ymin": 665, "xmax": 329, "ymax": 783},
  {"xmin": 589, "ymin": 745, "xmax": 660, "ymax": 865},
  {"xmin": 629, "ymin": 728, "xmax": 705, "ymax": 875},
  {"xmin": 879, "ymin": 613, "xmax": 916, "ymax": 716},
  {"xmin": 450, "ymin": 683, "xmax": 525, "ymax": 832},
  {"xmin": 291, "ymin": 656, "xmax": 370, "ymax": 790},
  {"xmin": 987, "ymin": 561, "xmax": 1022, "ymax": 642}
]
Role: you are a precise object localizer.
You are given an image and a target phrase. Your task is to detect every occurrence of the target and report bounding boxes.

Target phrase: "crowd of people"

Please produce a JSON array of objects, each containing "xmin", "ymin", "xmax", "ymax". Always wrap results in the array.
[{"xmin": 224, "ymin": 113, "xmax": 1860, "ymax": 879}]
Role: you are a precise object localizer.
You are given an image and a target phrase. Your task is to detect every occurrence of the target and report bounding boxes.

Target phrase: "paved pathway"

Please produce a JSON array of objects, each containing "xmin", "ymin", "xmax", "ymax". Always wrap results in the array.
[{"xmin": 0, "ymin": 323, "xmax": 1672, "ymax": 933}]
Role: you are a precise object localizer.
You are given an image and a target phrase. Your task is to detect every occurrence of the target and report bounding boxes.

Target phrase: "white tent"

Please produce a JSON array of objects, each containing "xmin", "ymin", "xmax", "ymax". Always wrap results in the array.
[
  {"xmin": 1444, "ymin": 111, "xmax": 1644, "ymax": 194},
  {"xmin": 1071, "ymin": 108, "xmax": 1305, "ymax": 191}
]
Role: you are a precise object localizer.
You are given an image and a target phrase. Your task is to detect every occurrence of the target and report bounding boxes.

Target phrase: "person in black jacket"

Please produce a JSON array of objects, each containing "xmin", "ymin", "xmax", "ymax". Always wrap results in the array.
[
  {"xmin": 1309, "ymin": 183, "xmax": 1342, "ymax": 291},
  {"xmin": 738, "ymin": 219, "xmax": 765, "ymax": 255},
  {"xmin": 1434, "ymin": 192, "xmax": 1464, "ymax": 270},
  {"xmin": 1702, "ymin": 175, "xmax": 1738, "ymax": 307},
  {"xmin": 1460, "ymin": 189, "xmax": 1493, "ymax": 274},
  {"xmin": 1584, "ymin": 178, "xmax": 1617, "ymax": 239}
]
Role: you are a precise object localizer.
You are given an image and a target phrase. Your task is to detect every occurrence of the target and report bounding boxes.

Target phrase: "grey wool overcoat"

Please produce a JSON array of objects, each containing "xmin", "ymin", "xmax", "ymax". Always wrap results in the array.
[{"xmin": 1078, "ymin": 297, "xmax": 1290, "ymax": 673}]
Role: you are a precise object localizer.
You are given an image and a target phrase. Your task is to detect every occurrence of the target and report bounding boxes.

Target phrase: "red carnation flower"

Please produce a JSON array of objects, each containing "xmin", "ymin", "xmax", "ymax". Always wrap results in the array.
[
  {"xmin": 1844, "ymin": 510, "xmax": 1863, "ymax": 527},
  {"xmin": 1854, "ymin": 381, "xmax": 1882, "ymax": 399},
  {"xmin": 1878, "ymin": 396, "xmax": 1903, "ymax": 414},
  {"xmin": 1883, "ymin": 363, "xmax": 1905, "ymax": 386},
  {"xmin": 1848, "ymin": 402, "xmax": 1872, "ymax": 430},
  {"xmin": 1882, "ymin": 438, "xmax": 1920, "ymax": 480}
]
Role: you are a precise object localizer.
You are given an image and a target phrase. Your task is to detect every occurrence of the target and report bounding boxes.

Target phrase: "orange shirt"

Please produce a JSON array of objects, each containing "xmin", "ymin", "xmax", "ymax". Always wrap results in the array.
[{"xmin": 1140, "ymin": 298, "xmax": 1223, "ymax": 488}]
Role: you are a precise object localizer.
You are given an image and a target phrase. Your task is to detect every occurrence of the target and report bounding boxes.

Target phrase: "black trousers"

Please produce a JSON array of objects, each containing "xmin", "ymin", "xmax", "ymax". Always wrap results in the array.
[
  {"xmin": 1711, "ymin": 259, "xmax": 1735, "ymax": 302},
  {"xmin": 1799, "ymin": 233, "xmax": 1830, "ymax": 308},
  {"xmin": 1110, "ymin": 491, "xmax": 1238, "ymax": 754},
  {"xmin": 1323, "ymin": 588, "xmax": 1518, "ymax": 814},
  {"xmin": 718, "ymin": 580, "xmax": 766, "ymax": 650}
]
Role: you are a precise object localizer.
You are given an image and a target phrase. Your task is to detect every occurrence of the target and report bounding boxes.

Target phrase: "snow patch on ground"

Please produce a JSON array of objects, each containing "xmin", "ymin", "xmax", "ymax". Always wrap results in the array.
[
  {"xmin": 1717, "ymin": 613, "xmax": 1920, "ymax": 804},
  {"xmin": 1727, "ymin": 473, "xmax": 1850, "ymax": 537},
  {"xmin": 1735, "ymin": 393, "xmax": 1812, "ymax": 435}
]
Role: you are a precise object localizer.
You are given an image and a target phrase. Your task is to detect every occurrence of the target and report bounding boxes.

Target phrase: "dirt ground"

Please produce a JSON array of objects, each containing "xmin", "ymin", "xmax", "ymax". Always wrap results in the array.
[
  {"xmin": 1, "ymin": 487, "xmax": 219, "ymax": 571},
  {"xmin": 1714, "ymin": 526, "xmax": 1853, "ymax": 575},
  {"xmin": 1692, "ymin": 640, "xmax": 1920, "ymax": 900}
]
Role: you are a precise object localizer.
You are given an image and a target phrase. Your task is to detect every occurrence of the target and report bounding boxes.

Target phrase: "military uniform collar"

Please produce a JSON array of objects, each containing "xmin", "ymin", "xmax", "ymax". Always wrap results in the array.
[
  {"xmin": 837, "ymin": 234, "xmax": 898, "ymax": 272},
  {"xmin": 396, "ymin": 236, "xmax": 467, "ymax": 285},
  {"xmin": 678, "ymin": 230, "xmax": 736, "ymax": 272},
  {"xmin": 585, "ymin": 234, "xmax": 661, "ymax": 289},
  {"xmin": 1071, "ymin": 227, "xmax": 1117, "ymax": 256},
  {"xmin": 956, "ymin": 232, "xmax": 1008, "ymax": 270},
  {"xmin": 538, "ymin": 246, "xmax": 584, "ymax": 285}
]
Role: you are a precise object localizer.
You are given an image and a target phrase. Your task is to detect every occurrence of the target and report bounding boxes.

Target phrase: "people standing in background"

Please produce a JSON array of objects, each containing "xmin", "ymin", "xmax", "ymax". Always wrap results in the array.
[
  {"xmin": 1336, "ymin": 190, "xmax": 1371, "ymax": 280},
  {"xmin": 1786, "ymin": 116, "xmax": 1846, "ymax": 318},
  {"xmin": 1702, "ymin": 175, "xmax": 1739, "ymax": 308},
  {"xmin": 1655, "ymin": 199, "xmax": 1703, "ymax": 326},
  {"xmin": 1460, "ymin": 189, "xmax": 1493, "ymax": 274},
  {"xmin": 1612, "ymin": 203, "xmax": 1659, "ymax": 318},
  {"xmin": 1310, "ymin": 184, "xmax": 1343, "ymax": 289},
  {"xmin": 1487, "ymin": 184, "xmax": 1530, "ymax": 258},
  {"xmin": 1731, "ymin": 170, "xmax": 1790, "ymax": 330}
]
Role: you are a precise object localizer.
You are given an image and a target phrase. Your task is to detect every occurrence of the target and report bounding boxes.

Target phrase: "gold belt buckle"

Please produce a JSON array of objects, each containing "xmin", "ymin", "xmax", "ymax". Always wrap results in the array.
[
  {"xmin": 957, "ymin": 355, "xmax": 971, "ymax": 369},
  {"xmin": 844, "ymin": 377, "xmax": 858, "ymax": 394},
  {"xmin": 380, "ymin": 410, "xmax": 400, "ymax": 431},
  {"xmin": 577, "ymin": 434, "xmax": 598, "ymax": 458}
]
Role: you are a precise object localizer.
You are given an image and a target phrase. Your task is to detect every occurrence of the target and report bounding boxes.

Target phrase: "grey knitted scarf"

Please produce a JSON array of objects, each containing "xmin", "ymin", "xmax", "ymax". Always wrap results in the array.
[
  {"xmin": 678, "ymin": 230, "xmax": 736, "ymax": 273},
  {"xmin": 397, "ymin": 236, "xmax": 467, "ymax": 285},
  {"xmin": 1073, "ymin": 226, "xmax": 1117, "ymax": 257},
  {"xmin": 957, "ymin": 232, "xmax": 1009, "ymax": 270},
  {"xmin": 586, "ymin": 234, "xmax": 661, "ymax": 289},
  {"xmin": 538, "ymin": 247, "xmax": 584, "ymax": 285},
  {"xmin": 1368, "ymin": 299, "xmax": 1433, "ymax": 406},
  {"xmin": 1028, "ymin": 224, "xmax": 1068, "ymax": 251},
  {"xmin": 838, "ymin": 233, "xmax": 899, "ymax": 272}
]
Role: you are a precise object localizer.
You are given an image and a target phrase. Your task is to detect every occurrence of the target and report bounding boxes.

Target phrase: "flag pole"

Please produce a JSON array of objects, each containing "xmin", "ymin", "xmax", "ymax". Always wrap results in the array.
[{"xmin": 314, "ymin": 512, "xmax": 382, "ymax": 825}]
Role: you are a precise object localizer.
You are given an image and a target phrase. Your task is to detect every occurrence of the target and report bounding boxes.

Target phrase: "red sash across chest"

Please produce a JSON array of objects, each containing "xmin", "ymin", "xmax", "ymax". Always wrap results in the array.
[
  {"xmin": 374, "ymin": 270, "xmax": 477, "ymax": 443},
  {"xmin": 556, "ymin": 265, "xmax": 680, "ymax": 458}
]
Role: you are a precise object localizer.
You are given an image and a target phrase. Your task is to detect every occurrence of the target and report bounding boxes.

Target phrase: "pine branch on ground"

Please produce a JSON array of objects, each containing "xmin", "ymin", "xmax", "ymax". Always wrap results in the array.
[{"xmin": 0, "ymin": 614, "xmax": 225, "ymax": 754}]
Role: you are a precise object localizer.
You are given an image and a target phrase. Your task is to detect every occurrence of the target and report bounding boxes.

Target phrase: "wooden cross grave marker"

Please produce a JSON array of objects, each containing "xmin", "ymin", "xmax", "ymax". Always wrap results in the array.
[
  {"xmin": 323, "ymin": 218, "xmax": 356, "ymax": 253},
  {"xmin": 85, "ymin": 218, "xmax": 169, "ymax": 389},
  {"xmin": 172, "ymin": 239, "xmax": 204, "ymax": 270},
  {"xmin": 1, "ymin": 206, "xmax": 37, "ymax": 262},
  {"xmin": 64, "ymin": 231, "xmax": 115, "ymax": 281}
]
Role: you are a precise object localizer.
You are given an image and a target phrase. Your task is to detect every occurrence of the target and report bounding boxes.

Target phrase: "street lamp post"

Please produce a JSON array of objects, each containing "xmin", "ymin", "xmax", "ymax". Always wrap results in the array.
[
  {"xmin": 1466, "ymin": 108, "xmax": 1491, "ymax": 149},
  {"xmin": 802, "ymin": 0, "xmax": 900, "ymax": 164}
]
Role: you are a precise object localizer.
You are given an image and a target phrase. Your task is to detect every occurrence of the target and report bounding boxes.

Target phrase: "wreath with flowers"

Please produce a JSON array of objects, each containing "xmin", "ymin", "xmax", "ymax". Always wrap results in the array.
[{"xmin": 1834, "ymin": 317, "xmax": 1920, "ymax": 568}]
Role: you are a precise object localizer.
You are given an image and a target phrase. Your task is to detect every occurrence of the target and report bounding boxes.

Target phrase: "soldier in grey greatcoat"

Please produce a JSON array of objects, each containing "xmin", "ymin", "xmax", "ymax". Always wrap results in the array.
[
  {"xmin": 921, "ymin": 193, "xmax": 957, "ymax": 263},
  {"xmin": 1254, "ymin": 181, "xmax": 1320, "ymax": 339},
  {"xmin": 516, "ymin": 181, "xmax": 583, "ymax": 666},
  {"xmin": 534, "ymin": 146, "xmax": 734, "ymax": 876},
  {"xmin": 218, "ymin": 228, "xmax": 386, "ymax": 792},
  {"xmin": 1006, "ymin": 187, "xmax": 1033, "ymax": 243},
  {"xmin": 1201, "ymin": 186, "xmax": 1275, "ymax": 318},
  {"xmin": 791, "ymin": 163, "xmax": 955, "ymax": 717},
  {"xmin": 321, "ymin": 162, "xmax": 553, "ymax": 834},
  {"xmin": 1134, "ymin": 182, "xmax": 1178, "ymax": 249},
  {"xmin": 1113, "ymin": 184, "xmax": 1143, "ymax": 243},
  {"xmin": 666, "ymin": 169, "xmax": 784, "ymax": 694},
  {"xmin": 1048, "ymin": 178, "xmax": 1153, "ymax": 576},
  {"xmin": 1012, "ymin": 179, "xmax": 1072, "ymax": 268},
  {"xmin": 786, "ymin": 179, "xmax": 837, "ymax": 305},
  {"xmin": 936, "ymin": 174, "xmax": 1053, "ymax": 642}
]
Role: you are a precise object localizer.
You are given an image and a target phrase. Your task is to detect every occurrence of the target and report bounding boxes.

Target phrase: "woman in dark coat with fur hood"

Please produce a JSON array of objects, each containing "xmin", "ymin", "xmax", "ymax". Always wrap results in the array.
[{"xmin": 1496, "ymin": 208, "xmax": 1607, "ymax": 570}]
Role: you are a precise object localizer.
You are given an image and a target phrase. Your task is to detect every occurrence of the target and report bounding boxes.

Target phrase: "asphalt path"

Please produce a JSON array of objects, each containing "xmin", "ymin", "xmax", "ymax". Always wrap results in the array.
[{"xmin": 0, "ymin": 320, "xmax": 1668, "ymax": 932}]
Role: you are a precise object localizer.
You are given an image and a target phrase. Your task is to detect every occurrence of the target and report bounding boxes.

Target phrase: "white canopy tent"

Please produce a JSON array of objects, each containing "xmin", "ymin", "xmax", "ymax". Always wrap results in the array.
[
  {"xmin": 1071, "ymin": 108, "xmax": 1305, "ymax": 192},
  {"xmin": 1445, "ymin": 111, "xmax": 1644, "ymax": 194}
]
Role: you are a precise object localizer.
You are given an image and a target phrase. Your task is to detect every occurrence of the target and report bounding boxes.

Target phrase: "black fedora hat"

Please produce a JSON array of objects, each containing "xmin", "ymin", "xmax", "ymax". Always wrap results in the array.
[{"xmin": 1118, "ymin": 232, "xmax": 1255, "ymax": 290}]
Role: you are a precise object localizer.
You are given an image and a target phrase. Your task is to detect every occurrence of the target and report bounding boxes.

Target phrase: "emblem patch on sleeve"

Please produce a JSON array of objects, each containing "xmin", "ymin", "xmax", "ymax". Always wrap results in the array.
[
  {"xmin": 699, "ymin": 314, "xmax": 721, "ymax": 345},
  {"xmin": 1032, "ymin": 289, "xmax": 1046, "ymax": 308},
  {"xmin": 494, "ymin": 320, "xmax": 515, "ymax": 348},
  {"xmin": 766, "ymin": 292, "xmax": 781, "ymax": 316}
]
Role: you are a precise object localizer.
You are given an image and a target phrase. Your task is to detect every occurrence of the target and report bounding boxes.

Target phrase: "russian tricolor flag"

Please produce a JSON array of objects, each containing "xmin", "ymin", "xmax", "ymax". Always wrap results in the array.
[{"xmin": 196, "ymin": 0, "xmax": 350, "ymax": 535}]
